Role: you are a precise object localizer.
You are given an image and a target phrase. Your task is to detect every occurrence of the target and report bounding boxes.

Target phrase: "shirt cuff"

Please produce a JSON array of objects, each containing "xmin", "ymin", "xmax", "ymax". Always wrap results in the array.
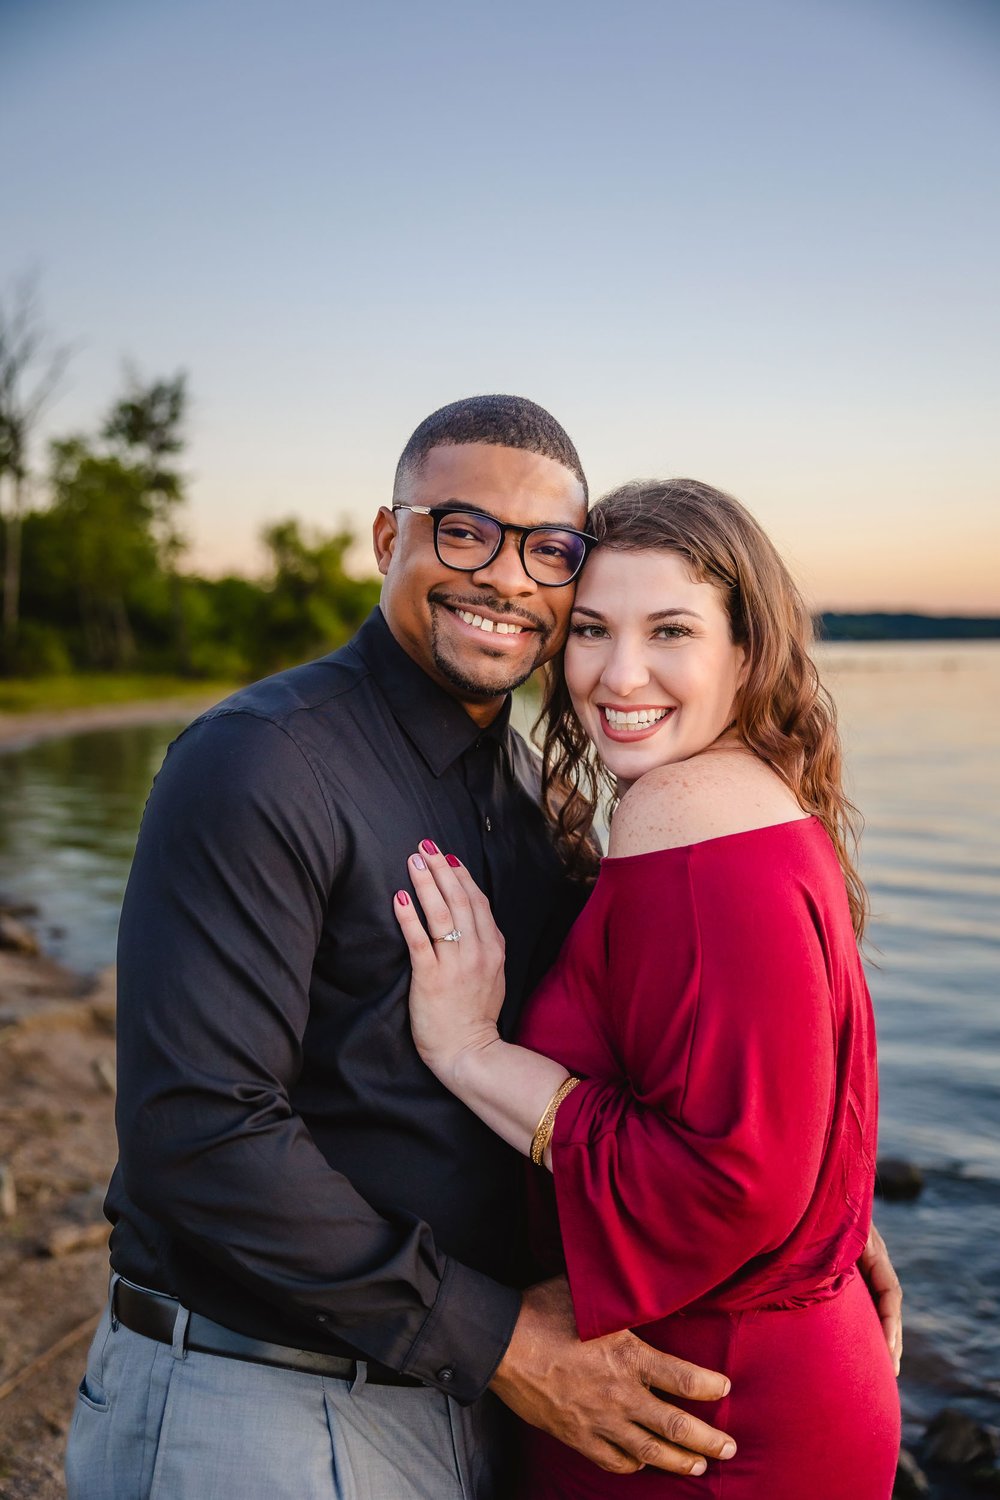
[{"xmin": 401, "ymin": 1257, "xmax": 522, "ymax": 1404}]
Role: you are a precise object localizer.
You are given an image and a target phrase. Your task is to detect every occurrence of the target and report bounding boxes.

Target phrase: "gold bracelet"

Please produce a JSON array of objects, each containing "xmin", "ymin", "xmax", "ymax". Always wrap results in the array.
[{"xmin": 530, "ymin": 1076, "xmax": 581, "ymax": 1166}]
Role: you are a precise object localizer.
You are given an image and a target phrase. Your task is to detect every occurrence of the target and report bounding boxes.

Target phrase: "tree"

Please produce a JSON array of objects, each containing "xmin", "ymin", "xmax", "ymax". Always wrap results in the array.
[
  {"xmin": 255, "ymin": 519, "xmax": 380, "ymax": 672},
  {"xmin": 0, "ymin": 275, "xmax": 71, "ymax": 669},
  {"xmin": 47, "ymin": 437, "xmax": 160, "ymax": 668},
  {"xmin": 103, "ymin": 368, "xmax": 191, "ymax": 667}
]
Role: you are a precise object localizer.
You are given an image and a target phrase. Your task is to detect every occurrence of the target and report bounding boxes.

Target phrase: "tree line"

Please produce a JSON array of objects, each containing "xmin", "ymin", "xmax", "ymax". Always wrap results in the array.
[{"xmin": 0, "ymin": 281, "xmax": 380, "ymax": 681}]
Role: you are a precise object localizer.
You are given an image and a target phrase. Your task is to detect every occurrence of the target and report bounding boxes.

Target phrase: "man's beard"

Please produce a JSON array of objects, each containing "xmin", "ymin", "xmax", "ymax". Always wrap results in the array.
[{"xmin": 428, "ymin": 595, "xmax": 551, "ymax": 701}]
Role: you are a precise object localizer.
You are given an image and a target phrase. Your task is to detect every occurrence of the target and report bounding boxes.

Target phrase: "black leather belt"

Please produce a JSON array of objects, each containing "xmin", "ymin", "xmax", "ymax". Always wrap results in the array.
[{"xmin": 113, "ymin": 1279, "xmax": 424, "ymax": 1387}]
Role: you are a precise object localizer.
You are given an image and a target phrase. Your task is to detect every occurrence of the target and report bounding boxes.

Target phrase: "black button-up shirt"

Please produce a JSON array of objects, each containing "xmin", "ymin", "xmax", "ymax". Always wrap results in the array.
[{"xmin": 106, "ymin": 608, "xmax": 583, "ymax": 1402}]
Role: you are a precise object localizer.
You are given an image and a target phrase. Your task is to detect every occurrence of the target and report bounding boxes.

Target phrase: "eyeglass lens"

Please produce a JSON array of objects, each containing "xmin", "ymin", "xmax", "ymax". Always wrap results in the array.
[{"xmin": 435, "ymin": 512, "xmax": 587, "ymax": 584}]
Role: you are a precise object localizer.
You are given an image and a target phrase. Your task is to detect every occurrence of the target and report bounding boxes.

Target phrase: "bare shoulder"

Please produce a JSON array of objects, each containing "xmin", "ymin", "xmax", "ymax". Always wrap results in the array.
[{"xmin": 608, "ymin": 748, "xmax": 807, "ymax": 859}]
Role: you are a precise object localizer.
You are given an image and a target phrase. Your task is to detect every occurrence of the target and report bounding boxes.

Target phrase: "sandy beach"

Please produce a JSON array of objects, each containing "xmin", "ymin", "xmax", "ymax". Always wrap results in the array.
[{"xmin": 0, "ymin": 945, "xmax": 117, "ymax": 1499}]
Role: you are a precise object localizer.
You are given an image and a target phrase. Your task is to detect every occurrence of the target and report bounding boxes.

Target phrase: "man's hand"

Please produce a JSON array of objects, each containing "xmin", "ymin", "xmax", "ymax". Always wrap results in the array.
[
  {"xmin": 860, "ymin": 1224, "xmax": 902, "ymax": 1376},
  {"xmin": 490, "ymin": 1277, "xmax": 736, "ymax": 1476}
]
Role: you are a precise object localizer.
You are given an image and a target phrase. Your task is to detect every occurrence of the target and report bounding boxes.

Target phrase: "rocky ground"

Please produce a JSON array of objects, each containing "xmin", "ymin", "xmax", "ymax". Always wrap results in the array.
[{"xmin": 0, "ymin": 939, "xmax": 117, "ymax": 1500}]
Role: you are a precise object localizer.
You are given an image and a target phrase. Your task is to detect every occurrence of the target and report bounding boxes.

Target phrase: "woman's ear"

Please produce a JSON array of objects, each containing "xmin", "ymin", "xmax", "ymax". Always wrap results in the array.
[{"xmin": 735, "ymin": 643, "xmax": 750, "ymax": 691}]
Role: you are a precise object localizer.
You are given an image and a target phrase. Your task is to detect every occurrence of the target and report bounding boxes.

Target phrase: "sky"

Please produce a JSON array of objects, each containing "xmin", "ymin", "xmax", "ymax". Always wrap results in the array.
[{"xmin": 2, "ymin": 0, "xmax": 998, "ymax": 611}]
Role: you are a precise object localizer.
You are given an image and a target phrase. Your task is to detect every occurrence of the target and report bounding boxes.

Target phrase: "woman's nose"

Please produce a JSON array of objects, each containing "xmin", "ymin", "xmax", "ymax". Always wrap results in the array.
[{"xmin": 600, "ymin": 641, "xmax": 650, "ymax": 698}]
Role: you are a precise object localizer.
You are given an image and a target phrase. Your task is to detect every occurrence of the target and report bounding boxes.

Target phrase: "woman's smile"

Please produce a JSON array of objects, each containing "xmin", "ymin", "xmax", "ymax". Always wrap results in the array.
[{"xmin": 597, "ymin": 704, "xmax": 676, "ymax": 741}]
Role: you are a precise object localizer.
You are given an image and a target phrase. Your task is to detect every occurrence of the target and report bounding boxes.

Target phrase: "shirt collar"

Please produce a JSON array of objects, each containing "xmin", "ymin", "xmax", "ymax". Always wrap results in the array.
[{"xmin": 348, "ymin": 607, "xmax": 514, "ymax": 778}]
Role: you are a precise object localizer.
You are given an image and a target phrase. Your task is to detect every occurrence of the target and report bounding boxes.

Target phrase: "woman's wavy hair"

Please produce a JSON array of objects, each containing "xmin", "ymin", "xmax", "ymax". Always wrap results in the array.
[{"xmin": 537, "ymin": 477, "xmax": 869, "ymax": 940}]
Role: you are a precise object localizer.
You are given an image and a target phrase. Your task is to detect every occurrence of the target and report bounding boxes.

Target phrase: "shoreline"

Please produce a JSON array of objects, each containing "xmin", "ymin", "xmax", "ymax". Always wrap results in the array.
[{"xmin": 0, "ymin": 693, "xmax": 227, "ymax": 755}]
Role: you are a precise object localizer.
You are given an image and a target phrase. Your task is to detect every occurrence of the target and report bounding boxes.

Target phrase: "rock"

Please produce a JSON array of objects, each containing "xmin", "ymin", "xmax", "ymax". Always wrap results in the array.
[
  {"xmin": 875, "ymin": 1157, "xmax": 925, "ymax": 1201},
  {"xmin": 924, "ymin": 1408, "xmax": 999, "ymax": 1468},
  {"xmin": 84, "ymin": 965, "xmax": 117, "ymax": 1032},
  {"xmin": 0, "ymin": 913, "xmax": 40, "ymax": 956},
  {"xmin": 41, "ymin": 1221, "xmax": 109, "ymax": 1257},
  {"xmin": 91, "ymin": 1055, "xmax": 116, "ymax": 1094},
  {"xmin": 893, "ymin": 1448, "xmax": 930, "ymax": 1496},
  {"xmin": 0, "ymin": 1162, "xmax": 16, "ymax": 1219},
  {"xmin": 0, "ymin": 898, "xmax": 40, "ymax": 918}
]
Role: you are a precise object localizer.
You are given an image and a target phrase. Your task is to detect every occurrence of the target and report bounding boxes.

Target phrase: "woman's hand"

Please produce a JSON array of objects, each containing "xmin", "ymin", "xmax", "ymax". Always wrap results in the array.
[{"xmin": 393, "ymin": 840, "xmax": 506, "ymax": 1085}]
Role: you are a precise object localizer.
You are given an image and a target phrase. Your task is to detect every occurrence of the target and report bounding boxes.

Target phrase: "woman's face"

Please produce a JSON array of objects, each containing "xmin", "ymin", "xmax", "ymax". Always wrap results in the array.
[{"xmin": 564, "ymin": 546, "xmax": 746, "ymax": 792}]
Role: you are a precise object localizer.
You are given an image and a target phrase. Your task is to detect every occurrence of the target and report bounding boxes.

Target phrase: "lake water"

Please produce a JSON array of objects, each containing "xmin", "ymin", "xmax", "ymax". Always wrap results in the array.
[{"xmin": 1, "ymin": 643, "xmax": 998, "ymax": 1440}]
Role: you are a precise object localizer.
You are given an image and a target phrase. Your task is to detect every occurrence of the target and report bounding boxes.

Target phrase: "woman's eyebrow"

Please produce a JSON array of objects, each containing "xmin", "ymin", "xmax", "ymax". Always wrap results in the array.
[
  {"xmin": 571, "ymin": 605, "xmax": 705, "ymax": 622},
  {"xmin": 649, "ymin": 608, "xmax": 704, "ymax": 622}
]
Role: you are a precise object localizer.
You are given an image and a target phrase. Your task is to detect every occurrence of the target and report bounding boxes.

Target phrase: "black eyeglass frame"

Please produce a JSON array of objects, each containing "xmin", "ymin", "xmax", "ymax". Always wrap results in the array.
[{"xmin": 391, "ymin": 504, "xmax": 597, "ymax": 587}]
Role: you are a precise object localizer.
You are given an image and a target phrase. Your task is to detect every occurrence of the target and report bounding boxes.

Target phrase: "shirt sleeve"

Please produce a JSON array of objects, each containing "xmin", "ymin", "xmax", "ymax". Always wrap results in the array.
[
  {"xmin": 549, "ymin": 843, "xmax": 836, "ymax": 1340},
  {"xmin": 114, "ymin": 710, "xmax": 519, "ymax": 1401}
]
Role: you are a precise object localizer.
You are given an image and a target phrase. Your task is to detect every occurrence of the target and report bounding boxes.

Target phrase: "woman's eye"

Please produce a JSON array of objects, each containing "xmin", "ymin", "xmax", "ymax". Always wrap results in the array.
[
  {"xmin": 569, "ymin": 623, "xmax": 608, "ymax": 640},
  {"xmin": 654, "ymin": 625, "xmax": 691, "ymax": 639}
]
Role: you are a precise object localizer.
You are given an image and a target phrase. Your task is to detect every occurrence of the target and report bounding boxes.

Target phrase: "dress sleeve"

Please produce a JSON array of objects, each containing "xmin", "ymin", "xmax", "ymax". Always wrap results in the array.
[{"xmin": 549, "ymin": 841, "xmax": 837, "ymax": 1339}]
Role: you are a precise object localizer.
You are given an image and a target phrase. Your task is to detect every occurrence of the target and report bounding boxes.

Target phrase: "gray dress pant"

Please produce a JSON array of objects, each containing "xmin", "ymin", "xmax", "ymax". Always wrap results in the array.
[{"xmin": 65, "ymin": 1289, "xmax": 515, "ymax": 1500}]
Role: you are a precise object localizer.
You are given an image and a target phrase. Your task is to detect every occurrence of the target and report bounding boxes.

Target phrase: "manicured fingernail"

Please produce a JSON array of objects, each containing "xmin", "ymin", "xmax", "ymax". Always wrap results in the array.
[
  {"xmin": 445, "ymin": 854, "xmax": 461, "ymax": 868},
  {"xmin": 395, "ymin": 890, "xmax": 410, "ymax": 906},
  {"xmin": 721, "ymin": 1378, "xmax": 731, "ymax": 1396},
  {"xmin": 721, "ymin": 1441, "xmax": 737, "ymax": 1459},
  {"xmin": 691, "ymin": 1460, "xmax": 707, "ymax": 1475},
  {"xmin": 420, "ymin": 839, "xmax": 439, "ymax": 855},
  {"xmin": 411, "ymin": 854, "xmax": 426, "ymax": 870}
]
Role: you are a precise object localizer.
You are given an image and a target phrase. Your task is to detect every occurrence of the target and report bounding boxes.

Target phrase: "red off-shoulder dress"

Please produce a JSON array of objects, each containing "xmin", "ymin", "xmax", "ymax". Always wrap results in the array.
[{"xmin": 516, "ymin": 817, "xmax": 900, "ymax": 1498}]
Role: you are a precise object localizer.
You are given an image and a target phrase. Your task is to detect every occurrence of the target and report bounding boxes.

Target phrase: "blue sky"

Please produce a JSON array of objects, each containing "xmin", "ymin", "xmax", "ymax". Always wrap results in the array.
[{"xmin": 3, "ymin": 0, "xmax": 998, "ymax": 608}]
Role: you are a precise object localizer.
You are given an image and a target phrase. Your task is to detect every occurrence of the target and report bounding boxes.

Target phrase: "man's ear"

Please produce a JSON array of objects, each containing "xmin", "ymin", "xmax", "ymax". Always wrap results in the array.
[{"xmin": 372, "ymin": 506, "xmax": 398, "ymax": 578}]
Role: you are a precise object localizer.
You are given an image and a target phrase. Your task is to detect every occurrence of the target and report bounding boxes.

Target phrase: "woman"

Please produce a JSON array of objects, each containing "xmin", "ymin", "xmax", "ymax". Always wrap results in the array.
[{"xmin": 393, "ymin": 478, "xmax": 901, "ymax": 1497}]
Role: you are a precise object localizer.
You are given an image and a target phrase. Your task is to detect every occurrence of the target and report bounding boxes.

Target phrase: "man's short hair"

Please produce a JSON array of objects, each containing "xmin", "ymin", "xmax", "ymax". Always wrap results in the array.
[{"xmin": 393, "ymin": 394, "xmax": 588, "ymax": 502}]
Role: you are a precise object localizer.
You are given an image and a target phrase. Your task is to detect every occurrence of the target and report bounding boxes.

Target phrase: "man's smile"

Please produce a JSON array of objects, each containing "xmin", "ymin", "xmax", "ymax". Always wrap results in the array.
[{"xmin": 432, "ymin": 593, "xmax": 547, "ymax": 650}]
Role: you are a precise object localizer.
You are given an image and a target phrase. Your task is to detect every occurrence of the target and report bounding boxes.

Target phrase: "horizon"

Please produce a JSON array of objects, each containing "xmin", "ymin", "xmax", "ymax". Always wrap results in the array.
[{"xmin": 3, "ymin": 0, "xmax": 998, "ymax": 613}]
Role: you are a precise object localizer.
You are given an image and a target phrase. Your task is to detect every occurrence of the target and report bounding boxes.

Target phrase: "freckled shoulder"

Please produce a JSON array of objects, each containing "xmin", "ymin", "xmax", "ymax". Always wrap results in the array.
[{"xmin": 607, "ymin": 750, "xmax": 806, "ymax": 858}]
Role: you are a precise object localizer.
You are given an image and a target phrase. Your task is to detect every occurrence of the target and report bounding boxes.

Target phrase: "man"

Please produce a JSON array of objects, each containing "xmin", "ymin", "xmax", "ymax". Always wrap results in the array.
[{"xmin": 67, "ymin": 396, "xmax": 900, "ymax": 1499}]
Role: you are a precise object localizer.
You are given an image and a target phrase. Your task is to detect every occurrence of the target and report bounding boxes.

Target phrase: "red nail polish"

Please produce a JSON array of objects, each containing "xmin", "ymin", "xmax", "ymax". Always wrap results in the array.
[
  {"xmin": 395, "ymin": 890, "xmax": 410, "ymax": 905},
  {"xmin": 420, "ymin": 839, "xmax": 439, "ymax": 855},
  {"xmin": 445, "ymin": 854, "xmax": 461, "ymax": 868}
]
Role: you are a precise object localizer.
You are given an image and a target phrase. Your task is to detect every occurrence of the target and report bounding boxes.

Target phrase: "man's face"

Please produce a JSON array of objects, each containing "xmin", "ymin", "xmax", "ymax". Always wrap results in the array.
[{"xmin": 373, "ymin": 443, "xmax": 588, "ymax": 717}]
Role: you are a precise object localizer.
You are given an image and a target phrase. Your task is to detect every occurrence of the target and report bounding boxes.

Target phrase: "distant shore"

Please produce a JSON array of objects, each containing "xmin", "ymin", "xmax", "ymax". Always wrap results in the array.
[
  {"xmin": 817, "ymin": 612, "xmax": 1000, "ymax": 641},
  {"xmin": 0, "ymin": 692, "xmax": 226, "ymax": 754}
]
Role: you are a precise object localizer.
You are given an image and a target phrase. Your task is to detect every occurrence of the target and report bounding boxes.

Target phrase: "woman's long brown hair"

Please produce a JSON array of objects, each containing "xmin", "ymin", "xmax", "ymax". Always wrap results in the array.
[{"xmin": 537, "ymin": 478, "xmax": 869, "ymax": 940}]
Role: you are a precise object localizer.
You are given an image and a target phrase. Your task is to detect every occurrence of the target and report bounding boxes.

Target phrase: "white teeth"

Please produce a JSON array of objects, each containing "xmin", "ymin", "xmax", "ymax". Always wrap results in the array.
[
  {"xmin": 456, "ymin": 610, "xmax": 523, "ymax": 635},
  {"xmin": 603, "ymin": 707, "xmax": 671, "ymax": 728}
]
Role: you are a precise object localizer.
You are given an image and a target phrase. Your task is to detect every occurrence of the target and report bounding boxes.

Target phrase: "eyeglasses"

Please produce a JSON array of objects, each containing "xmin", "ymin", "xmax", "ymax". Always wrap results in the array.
[{"xmin": 392, "ymin": 505, "xmax": 596, "ymax": 587}]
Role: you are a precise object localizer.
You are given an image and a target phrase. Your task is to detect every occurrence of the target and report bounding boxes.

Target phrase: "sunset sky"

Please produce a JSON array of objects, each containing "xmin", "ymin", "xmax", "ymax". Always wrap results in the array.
[{"xmin": 3, "ymin": 0, "xmax": 998, "ymax": 611}]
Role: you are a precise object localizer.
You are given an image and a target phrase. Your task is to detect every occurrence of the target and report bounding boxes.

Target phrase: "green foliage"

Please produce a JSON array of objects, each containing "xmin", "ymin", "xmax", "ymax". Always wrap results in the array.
[
  {"xmin": 43, "ymin": 437, "xmax": 160, "ymax": 668},
  {"xmin": 253, "ymin": 519, "xmax": 380, "ymax": 673},
  {"xmin": 10, "ymin": 621, "xmax": 73, "ymax": 676},
  {"xmin": 5, "ymin": 359, "xmax": 382, "ymax": 688}
]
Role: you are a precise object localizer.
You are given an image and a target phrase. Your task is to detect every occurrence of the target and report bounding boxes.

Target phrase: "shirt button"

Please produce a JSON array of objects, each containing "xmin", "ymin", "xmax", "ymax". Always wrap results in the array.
[
  {"xmin": 437, "ymin": 1366, "xmax": 455, "ymax": 1384},
  {"xmin": 316, "ymin": 1313, "xmax": 329, "ymax": 1324}
]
